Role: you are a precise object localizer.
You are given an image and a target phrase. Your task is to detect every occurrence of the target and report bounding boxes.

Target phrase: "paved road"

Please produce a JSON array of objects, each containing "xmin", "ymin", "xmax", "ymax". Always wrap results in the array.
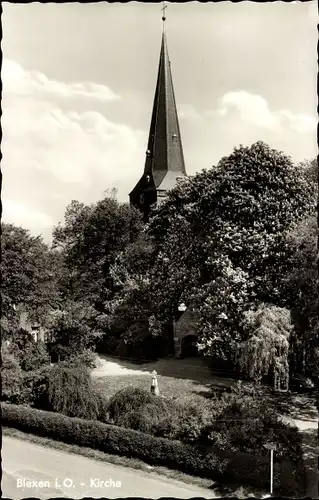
[{"xmin": 2, "ymin": 436, "xmax": 216, "ymax": 499}]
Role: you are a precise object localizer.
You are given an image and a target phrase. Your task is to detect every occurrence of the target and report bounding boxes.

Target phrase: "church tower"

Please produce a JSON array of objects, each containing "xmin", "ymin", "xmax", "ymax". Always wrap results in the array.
[{"xmin": 129, "ymin": 5, "xmax": 187, "ymax": 219}]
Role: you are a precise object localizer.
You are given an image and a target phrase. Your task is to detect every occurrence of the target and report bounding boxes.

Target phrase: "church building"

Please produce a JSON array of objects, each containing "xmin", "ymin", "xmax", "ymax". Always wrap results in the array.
[
  {"xmin": 129, "ymin": 8, "xmax": 201, "ymax": 358},
  {"xmin": 129, "ymin": 8, "xmax": 187, "ymax": 219}
]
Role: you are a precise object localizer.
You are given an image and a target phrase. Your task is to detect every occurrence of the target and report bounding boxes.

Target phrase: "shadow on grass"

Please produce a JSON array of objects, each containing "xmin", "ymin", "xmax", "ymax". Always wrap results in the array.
[
  {"xmin": 193, "ymin": 379, "xmax": 317, "ymax": 419},
  {"xmin": 97, "ymin": 353, "xmax": 151, "ymax": 369},
  {"xmin": 262, "ymin": 390, "xmax": 317, "ymax": 422},
  {"xmin": 141, "ymin": 357, "xmax": 214, "ymax": 382},
  {"xmin": 97, "ymin": 354, "xmax": 217, "ymax": 383},
  {"xmin": 301, "ymin": 428, "xmax": 318, "ymax": 463}
]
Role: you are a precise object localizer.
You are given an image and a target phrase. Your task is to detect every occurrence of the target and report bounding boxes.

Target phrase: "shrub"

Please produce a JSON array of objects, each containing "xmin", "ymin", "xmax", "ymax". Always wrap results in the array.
[
  {"xmin": 4, "ymin": 330, "xmax": 50, "ymax": 372},
  {"xmin": 119, "ymin": 397, "xmax": 171, "ymax": 434},
  {"xmin": 48, "ymin": 364, "xmax": 106, "ymax": 420},
  {"xmin": 20, "ymin": 341, "xmax": 51, "ymax": 372},
  {"xmin": 202, "ymin": 382, "xmax": 304, "ymax": 465},
  {"xmin": 108, "ymin": 387, "xmax": 154, "ymax": 422},
  {"xmin": 46, "ymin": 302, "xmax": 99, "ymax": 361},
  {"xmin": 1, "ymin": 347, "xmax": 28, "ymax": 404},
  {"xmin": 2, "ymin": 403, "xmax": 305, "ymax": 495},
  {"xmin": 68, "ymin": 349, "xmax": 98, "ymax": 369},
  {"xmin": 211, "ymin": 445, "xmax": 305, "ymax": 495},
  {"xmin": 154, "ymin": 397, "xmax": 216, "ymax": 443},
  {"xmin": 108, "ymin": 387, "xmax": 217, "ymax": 443},
  {"xmin": 25, "ymin": 363, "xmax": 108, "ymax": 422},
  {"xmin": 24, "ymin": 365, "xmax": 53, "ymax": 409}
]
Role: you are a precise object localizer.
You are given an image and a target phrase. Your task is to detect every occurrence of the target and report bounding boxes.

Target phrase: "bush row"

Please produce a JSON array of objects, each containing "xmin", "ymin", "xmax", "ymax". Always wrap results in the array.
[
  {"xmin": 2, "ymin": 403, "xmax": 305, "ymax": 495},
  {"xmin": 106, "ymin": 386, "xmax": 305, "ymax": 468}
]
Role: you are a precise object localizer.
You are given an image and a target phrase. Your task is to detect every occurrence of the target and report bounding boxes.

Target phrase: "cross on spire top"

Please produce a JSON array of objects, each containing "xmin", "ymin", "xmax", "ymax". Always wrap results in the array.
[{"xmin": 161, "ymin": 2, "xmax": 167, "ymax": 24}]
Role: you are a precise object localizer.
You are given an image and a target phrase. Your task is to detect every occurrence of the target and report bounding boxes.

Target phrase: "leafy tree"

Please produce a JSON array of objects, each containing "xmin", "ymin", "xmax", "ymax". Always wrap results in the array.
[
  {"xmin": 47, "ymin": 364, "xmax": 106, "ymax": 419},
  {"xmin": 298, "ymin": 157, "xmax": 318, "ymax": 187},
  {"xmin": 4, "ymin": 328, "xmax": 50, "ymax": 372},
  {"xmin": 28, "ymin": 363, "xmax": 108, "ymax": 421},
  {"xmin": 1, "ymin": 343, "xmax": 26, "ymax": 403},
  {"xmin": 46, "ymin": 300, "xmax": 103, "ymax": 361},
  {"xmin": 95, "ymin": 233, "xmax": 159, "ymax": 356},
  {"xmin": 145, "ymin": 142, "xmax": 315, "ymax": 360},
  {"xmin": 237, "ymin": 304, "xmax": 292, "ymax": 389},
  {"xmin": 283, "ymin": 215, "xmax": 318, "ymax": 378},
  {"xmin": 1, "ymin": 223, "xmax": 60, "ymax": 325},
  {"xmin": 52, "ymin": 195, "xmax": 143, "ymax": 307},
  {"xmin": 109, "ymin": 233, "xmax": 155, "ymax": 294}
]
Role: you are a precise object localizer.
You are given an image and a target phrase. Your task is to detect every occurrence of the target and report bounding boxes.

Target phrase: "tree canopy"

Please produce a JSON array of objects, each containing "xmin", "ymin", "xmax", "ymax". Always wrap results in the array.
[
  {"xmin": 1, "ymin": 223, "xmax": 60, "ymax": 325},
  {"xmin": 143, "ymin": 142, "xmax": 316, "ymax": 359},
  {"xmin": 52, "ymin": 196, "xmax": 143, "ymax": 307},
  {"xmin": 237, "ymin": 304, "xmax": 292, "ymax": 389},
  {"xmin": 283, "ymin": 215, "xmax": 318, "ymax": 378}
]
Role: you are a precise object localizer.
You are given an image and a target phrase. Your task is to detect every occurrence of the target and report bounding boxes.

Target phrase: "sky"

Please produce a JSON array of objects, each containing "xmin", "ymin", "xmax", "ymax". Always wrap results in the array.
[{"xmin": 2, "ymin": 1, "xmax": 317, "ymax": 243}]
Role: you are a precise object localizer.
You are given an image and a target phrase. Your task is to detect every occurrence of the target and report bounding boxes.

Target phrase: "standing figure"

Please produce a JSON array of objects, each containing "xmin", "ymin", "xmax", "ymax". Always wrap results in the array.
[{"xmin": 151, "ymin": 370, "xmax": 159, "ymax": 396}]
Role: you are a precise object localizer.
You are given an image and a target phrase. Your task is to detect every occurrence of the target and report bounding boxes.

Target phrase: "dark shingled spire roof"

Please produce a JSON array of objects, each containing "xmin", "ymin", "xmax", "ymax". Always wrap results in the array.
[{"xmin": 129, "ymin": 31, "xmax": 187, "ymax": 217}]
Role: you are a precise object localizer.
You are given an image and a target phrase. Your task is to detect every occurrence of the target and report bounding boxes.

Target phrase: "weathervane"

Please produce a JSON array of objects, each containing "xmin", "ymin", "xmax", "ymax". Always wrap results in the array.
[{"xmin": 161, "ymin": 1, "xmax": 167, "ymax": 29}]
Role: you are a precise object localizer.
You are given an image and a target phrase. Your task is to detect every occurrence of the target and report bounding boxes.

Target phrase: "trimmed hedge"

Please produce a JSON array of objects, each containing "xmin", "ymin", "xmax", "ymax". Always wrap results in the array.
[
  {"xmin": 2, "ymin": 403, "xmax": 305, "ymax": 495},
  {"xmin": 1, "ymin": 403, "xmax": 225, "ymax": 477}
]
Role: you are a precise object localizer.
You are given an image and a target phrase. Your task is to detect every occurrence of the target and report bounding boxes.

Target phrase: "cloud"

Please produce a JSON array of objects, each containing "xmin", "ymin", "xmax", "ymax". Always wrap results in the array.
[
  {"xmin": 2, "ymin": 100, "xmax": 145, "ymax": 185},
  {"xmin": 2, "ymin": 60, "xmax": 146, "ymax": 240},
  {"xmin": 2, "ymin": 199, "xmax": 54, "ymax": 232},
  {"xmin": 179, "ymin": 104, "xmax": 201, "ymax": 121},
  {"xmin": 2, "ymin": 59, "xmax": 121, "ymax": 102},
  {"xmin": 218, "ymin": 90, "xmax": 316, "ymax": 134},
  {"xmin": 218, "ymin": 91, "xmax": 278, "ymax": 128},
  {"xmin": 179, "ymin": 92, "xmax": 316, "ymax": 137},
  {"xmin": 278, "ymin": 110, "xmax": 317, "ymax": 134}
]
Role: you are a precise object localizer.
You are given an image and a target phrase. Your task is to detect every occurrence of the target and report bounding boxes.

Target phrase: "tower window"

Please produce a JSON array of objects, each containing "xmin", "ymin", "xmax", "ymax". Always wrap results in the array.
[{"xmin": 140, "ymin": 193, "xmax": 145, "ymax": 204}]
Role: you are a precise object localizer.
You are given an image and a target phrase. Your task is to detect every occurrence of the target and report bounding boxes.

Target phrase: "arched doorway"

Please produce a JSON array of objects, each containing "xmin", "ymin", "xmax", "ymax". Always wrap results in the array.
[{"xmin": 180, "ymin": 335, "xmax": 198, "ymax": 358}]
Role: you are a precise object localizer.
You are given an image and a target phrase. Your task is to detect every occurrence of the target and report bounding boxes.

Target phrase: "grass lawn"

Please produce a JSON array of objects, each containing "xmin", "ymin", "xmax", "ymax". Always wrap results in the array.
[
  {"xmin": 92, "ymin": 355, "xmax": 239, "ymax": 403},
  {"xmin": 92, "ymin": 358, "xmax": 317, "ymax": 421},
  {"xmin": 93, "ymin": 372, "xmax": 223, "ymax": 404}
]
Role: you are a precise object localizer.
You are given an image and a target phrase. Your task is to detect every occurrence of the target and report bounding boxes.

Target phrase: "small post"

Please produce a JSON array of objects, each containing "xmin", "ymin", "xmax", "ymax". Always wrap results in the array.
[
  {"xmin": 270, "ymin": 449, "xmax": 274, "ymax": 495},
  {"xmin": 264, "ymin": 442, "xmax": 277, "ymax": 496},
  {"xmin": 151, "ymin": 370, "xmax": 159, "ymax": 396}
]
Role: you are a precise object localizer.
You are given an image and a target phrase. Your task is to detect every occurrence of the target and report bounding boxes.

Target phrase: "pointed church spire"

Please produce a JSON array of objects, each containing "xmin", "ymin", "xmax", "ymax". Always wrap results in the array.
[{"xmin": 129, "ymin": 7, "xmax": 187, "ymax": 219}]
